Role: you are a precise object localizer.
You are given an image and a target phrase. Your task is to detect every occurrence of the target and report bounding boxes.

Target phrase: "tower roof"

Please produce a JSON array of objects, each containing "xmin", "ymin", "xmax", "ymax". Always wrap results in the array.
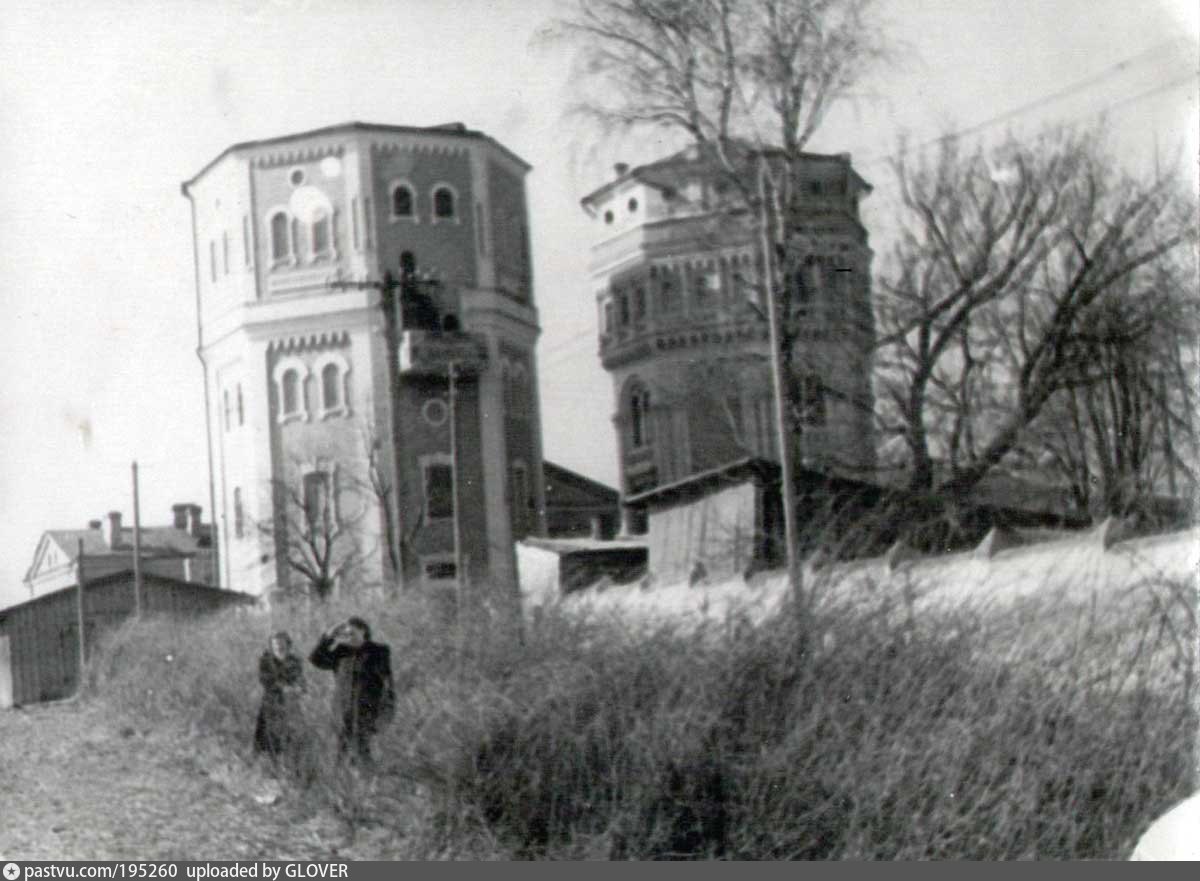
[
  {"xmin": 580, "ymin": 141, "xmax": 872, "ymax": 212},
  {"xmin": 182, "ymin": 120, "xmax": 531, "ymax": 195}
]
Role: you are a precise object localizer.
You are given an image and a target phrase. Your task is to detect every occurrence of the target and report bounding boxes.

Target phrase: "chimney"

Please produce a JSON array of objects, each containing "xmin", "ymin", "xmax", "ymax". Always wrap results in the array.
[
  {"xmin": 614, "ymin": 162, "xmax": 629, "ymax": 176},
  {"xmin": 104, "ymin": 511, "xmax": 122, "ymax": 549},
  {"xmin": 186, "ymin": 504, "xmax": 203, "ymax": 538},
  {"xmin": 171, "ymin": 503, "xmax": 189, "ymax": 530},
  {"xmin": 88, "ymin": 519, "xmax": 102, "ymax": 531}
]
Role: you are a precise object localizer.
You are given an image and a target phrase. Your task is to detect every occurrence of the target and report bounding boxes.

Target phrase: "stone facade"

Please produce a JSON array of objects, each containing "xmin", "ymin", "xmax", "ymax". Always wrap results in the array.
[
  {"xmin": 183, "ymin": 122, "xmax": 545, "ymax": 602},
  {"xmin": 581, "ymin": 146, "xmax": 877, "ymax": 511}
]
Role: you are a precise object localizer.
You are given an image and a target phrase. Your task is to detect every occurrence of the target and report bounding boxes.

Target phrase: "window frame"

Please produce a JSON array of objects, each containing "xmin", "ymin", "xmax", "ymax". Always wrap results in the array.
[
  {"xmin": 267, "ymin": 208, "xmax": 294, "ymax": 268},
  {"xmin": 420, "ymin": 453, "xmax": 455, "ymax": 522},
  {"xmin": 628, "ymin": 381, "xmax": 652, "ymax": 449},
  {"xmin": 313, "ymin": 352, "xmax": 352, "ymax": 420},
  {"xmin": 272, "ymin": 356, "xmax": 310, "ymax": 424},
  {"xmin": 430, "ymin": 183, "xmax": 460, "ymax": 224},
  {"xmin": 389, "ymin": 180, "xmax": 418, "ymax": 222}
]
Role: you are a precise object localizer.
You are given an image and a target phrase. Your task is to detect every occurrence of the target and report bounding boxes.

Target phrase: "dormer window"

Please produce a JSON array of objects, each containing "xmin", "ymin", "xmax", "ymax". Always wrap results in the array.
[
  {"xmin": 432, "ymin": 185, "xmax": 457, "ymax": 222},
  {"xmin": 390, "ymin": 182, "xmax": 415, "ymax": 220}
]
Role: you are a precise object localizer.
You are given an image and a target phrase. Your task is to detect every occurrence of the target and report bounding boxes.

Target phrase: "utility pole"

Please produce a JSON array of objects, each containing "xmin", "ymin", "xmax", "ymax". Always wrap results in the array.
[
  {"xmin": 757, "ymin": 160, "xmax": 804, "ymax": 616},
  {"xmin": 448, "ymin": 359, "xmax": 467, "ymax": 677},
  {"xmin": 76, "ymin": 539, "xmax": 87, "ymax": 691},
  {"xmin": 329, "ymin": 256, "xmax": 444, "ymax": 592},
  {"xmin": 132, "ymin": 460, "xmax": 143, "ymax": 618}
]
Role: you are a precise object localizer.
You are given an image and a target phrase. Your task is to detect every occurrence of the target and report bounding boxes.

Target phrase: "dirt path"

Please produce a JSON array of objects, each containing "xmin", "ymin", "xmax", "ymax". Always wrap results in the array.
[{"xmin": 0, "ymin": 701, "xmax": 377, "ymax": 860}]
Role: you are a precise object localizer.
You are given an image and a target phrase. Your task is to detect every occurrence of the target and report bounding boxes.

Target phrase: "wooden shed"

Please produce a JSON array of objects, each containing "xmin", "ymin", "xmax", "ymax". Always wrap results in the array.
[{"xmin": 0, "ymin": 571, "xmax": 253, "ymax": 707}]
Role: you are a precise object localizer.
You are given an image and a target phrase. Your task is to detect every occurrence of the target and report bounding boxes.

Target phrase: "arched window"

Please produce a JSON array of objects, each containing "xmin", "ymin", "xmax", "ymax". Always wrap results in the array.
[
  {"xmin": 432, "ymin": 185, "xmax": 456, "ymax": 220},
  {"xmin": 321, "ymin": 363, "xmax": 339, "ymax": 410},
  {"xmin": 391, "ymin": 183, "xmax": 414, "ymax": 218},
  {"xmin": 313, "ymin": 352, "xmax": 351, "ymax": 420},
  {"xmin": 236, "ymin": 384, "xmax": 244, "ymax": 426},
  {"xmin": 281, "ymin": 370, "xmax": 300, "ymax": 417},
  {"xmin": 311, "ymin": 208, "xmax": 331, "ymax": 258},
  {"xmin": 628, "ymin": 382, "xmax": 651, "ymax": 448},
  {"xmin": 269, "ymin": 211, "xmax": 291, "ymax": 263},
  {"xmin": 272, "ymin": 356, "xmax": 309, "ymax": 423}
]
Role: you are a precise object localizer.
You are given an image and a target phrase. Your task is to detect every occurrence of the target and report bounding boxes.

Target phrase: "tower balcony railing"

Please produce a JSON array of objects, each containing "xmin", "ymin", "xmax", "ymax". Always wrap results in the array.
[
  {"xmin": 398, "ymin": 329, "xmax": 489, "ymax": 378},
  {"xmin": 599, "ymin": 308, "xmax": 773, "ymax": 368}
]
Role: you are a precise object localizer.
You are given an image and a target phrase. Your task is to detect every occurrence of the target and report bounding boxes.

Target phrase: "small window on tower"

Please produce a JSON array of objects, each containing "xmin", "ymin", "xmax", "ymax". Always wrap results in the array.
[
  {"xmin": 391, "ymin": 183, "xmax": 415, "ymax": 219},
  {"xmin": 269, "ymin": 211, "xmax": 291, "ymax": 264},
  {"xmin": 314, "ymin": 353, "xmax": 351, "ymax": 419},
  {"xmin": 628, "ymin": 382, "xmax": 651, "ymax": 449},
  {"xmin": 423, "ymin": 460, "xmax": 455, "ymax": 520},
  {"xmin": 311, "ymin": 209, "xmax": 331, "ymax": 259},
  {"xmin": 432, "ymin": 186, "xmax": 456, "ymax": 221},
  {"xmin": 322, "ymin": 363, "xmax": 340, "ymax": 410},
  {"xmin": 282, "ymin": 370, "xmax": 301, "ymax": 417}
]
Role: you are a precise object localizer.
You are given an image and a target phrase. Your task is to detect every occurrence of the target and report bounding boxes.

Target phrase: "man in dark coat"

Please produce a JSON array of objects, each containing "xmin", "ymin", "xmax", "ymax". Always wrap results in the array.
[{"xmin": 309, "ymin": 616, "xmax": 395, "ymax": 763}]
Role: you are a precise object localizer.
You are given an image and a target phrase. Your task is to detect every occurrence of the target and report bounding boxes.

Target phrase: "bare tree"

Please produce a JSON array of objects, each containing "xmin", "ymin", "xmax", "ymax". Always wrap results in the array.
[
  {"xmin": 1019, "ymin": 254, "xmax": 1199, "ymax": 521},
  {"xmin": 352, "ymin": 419, "xmax": 427, "ymax": 592},
  {"xmin": 874, "ymin": 127, "xmax": 1196, "ymax": 508},
  {"xmin": 261, "ymin": 453, "xmax": 373, "ymax": 601}
]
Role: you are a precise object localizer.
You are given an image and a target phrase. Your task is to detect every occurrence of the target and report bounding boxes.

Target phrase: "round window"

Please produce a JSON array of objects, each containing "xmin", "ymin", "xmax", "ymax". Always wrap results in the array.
[
  {"xmin": 289, "ymin": 167, "xmax": 305, "ymax": 186},
  {"xmin": 422, "ymin": 398, "xmax": 448, "ymax": 427}
]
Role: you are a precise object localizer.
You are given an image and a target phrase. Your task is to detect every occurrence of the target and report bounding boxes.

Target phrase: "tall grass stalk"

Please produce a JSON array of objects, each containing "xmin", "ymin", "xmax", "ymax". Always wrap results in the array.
[{"xmin": 88, "ymin": 572, "xmax": 1195, "ymax": 860}]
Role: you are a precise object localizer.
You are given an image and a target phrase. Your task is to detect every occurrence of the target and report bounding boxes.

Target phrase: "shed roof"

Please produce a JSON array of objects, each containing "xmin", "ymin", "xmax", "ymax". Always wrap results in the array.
[
  {"xmin": 624, "ymin": 456, "xmax": 782, "ymax": 510},
  {"xmin": 0, "ymin": 571, "xmax": 253, "ymax": 617},
  {"xmin": 521, "ymin": 536, "xmax": 648, "ymax": 557}
]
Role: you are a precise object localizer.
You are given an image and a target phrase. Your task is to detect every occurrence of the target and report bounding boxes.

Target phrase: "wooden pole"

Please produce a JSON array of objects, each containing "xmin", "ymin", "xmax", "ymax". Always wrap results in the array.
[
  {"xmin": 76, "ymin": 538, "xmax": 87, "ymax": 690},
  {"xmin": 448, "ymin": 360, "xmax": 465, "ymax": 676},
  {"xmin": 132, "ymin": 460, "xmax": 143, "ymax": 618},
  {"xmin": 757, "ymin": 161, "xmax": 804, "ymax": 617}
]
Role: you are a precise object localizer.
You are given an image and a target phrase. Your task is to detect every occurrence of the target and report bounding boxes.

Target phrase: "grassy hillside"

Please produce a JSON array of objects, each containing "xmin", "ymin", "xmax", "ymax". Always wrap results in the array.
[{"xmin": 83, "ymin": 561, "xmax": 1197, "ymax": 860}]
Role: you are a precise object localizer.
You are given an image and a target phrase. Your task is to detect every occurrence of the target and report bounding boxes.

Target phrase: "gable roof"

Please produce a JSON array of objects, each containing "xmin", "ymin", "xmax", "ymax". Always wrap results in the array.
[
  {"xmin": 543, "ymin": 460, "xmax": 619, "ymax": 506},
  {"xmin": 24, "ymin": 525, "xmax": 212, "ymax": 585}
]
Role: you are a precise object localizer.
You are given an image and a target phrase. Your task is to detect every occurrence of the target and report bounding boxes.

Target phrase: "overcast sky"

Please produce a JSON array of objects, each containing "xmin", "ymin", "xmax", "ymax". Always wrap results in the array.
[{"xmin": 0, "ymin": 0, "xmax": 1195, "ymax": 604}]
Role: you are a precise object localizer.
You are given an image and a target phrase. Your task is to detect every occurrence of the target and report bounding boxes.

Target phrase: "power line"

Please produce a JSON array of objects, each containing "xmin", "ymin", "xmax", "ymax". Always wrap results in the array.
[
  {"xmin": 538, "ymin": 326, "xmax": 594, "ymax": 359},
  {"xmin": 858, "ymin": 41, "xmax": 1196, "ymax": 167}
]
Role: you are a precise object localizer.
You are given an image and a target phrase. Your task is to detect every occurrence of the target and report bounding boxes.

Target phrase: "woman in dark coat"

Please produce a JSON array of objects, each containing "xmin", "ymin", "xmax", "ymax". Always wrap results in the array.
[
  {"xmin": 309, "ymin": 616, "xmax": 395, "ymax": 763},
  {"xmin": 253, "ymin": 631, "xmax": 305, "ymax": 757}
]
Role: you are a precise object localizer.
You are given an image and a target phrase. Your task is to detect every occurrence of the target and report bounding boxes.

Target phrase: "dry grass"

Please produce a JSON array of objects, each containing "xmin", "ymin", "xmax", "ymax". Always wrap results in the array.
[{"xmin": 86, "ymin": 570, "xmax": 1196, "ymax": 860}]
